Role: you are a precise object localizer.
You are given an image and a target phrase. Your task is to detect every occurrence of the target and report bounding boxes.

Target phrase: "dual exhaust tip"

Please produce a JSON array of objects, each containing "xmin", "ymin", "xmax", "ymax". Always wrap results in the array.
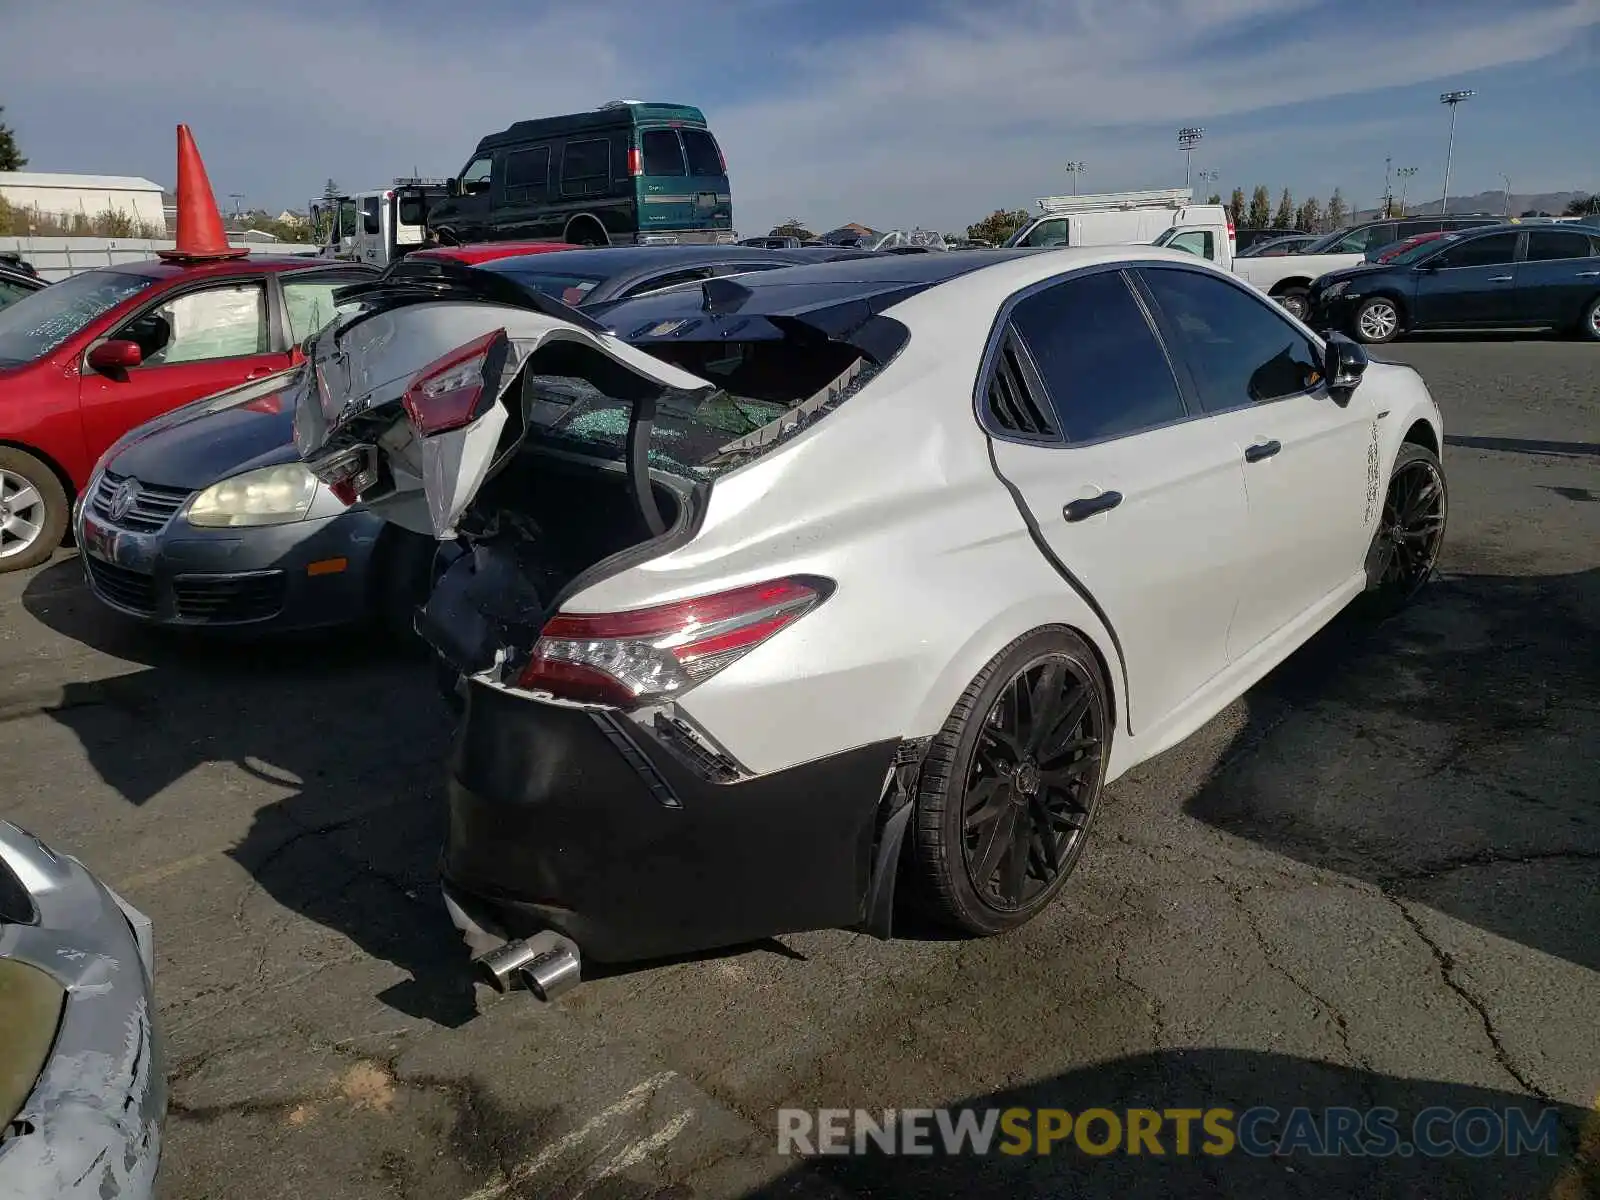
[{"xmin": 474, "ymin": 930, "xmax": 583, "ymax": 1001}]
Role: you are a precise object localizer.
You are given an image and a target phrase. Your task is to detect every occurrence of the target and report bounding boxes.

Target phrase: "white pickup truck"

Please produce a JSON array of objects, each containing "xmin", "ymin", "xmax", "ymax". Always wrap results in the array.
[{"xmin": 1153, "ymin": 214, "xmax": 1508, "ymax": 319}]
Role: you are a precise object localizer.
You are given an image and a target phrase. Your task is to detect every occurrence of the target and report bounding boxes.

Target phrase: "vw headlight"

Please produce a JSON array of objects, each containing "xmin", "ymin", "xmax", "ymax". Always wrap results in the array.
[
  {"xmin": 1322, "ymin": 280, "xmax": 1351, "ymax": 300},
  {"xmin": 187, "ymin": 464, "xmax": 319, "ymax": 528}
]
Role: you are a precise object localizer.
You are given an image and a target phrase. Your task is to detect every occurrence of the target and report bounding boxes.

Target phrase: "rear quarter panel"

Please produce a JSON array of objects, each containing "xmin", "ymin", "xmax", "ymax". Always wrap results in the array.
[{"xmin": 571, "ymin": 286, "xmax": 1130, "ymax": 779}]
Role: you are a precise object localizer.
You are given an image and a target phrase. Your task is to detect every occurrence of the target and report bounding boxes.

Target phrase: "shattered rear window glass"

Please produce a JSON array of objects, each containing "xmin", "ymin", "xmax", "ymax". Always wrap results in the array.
[{"xmin": 520, "ymin": 345, "xmax": 881, "ymax": 481}]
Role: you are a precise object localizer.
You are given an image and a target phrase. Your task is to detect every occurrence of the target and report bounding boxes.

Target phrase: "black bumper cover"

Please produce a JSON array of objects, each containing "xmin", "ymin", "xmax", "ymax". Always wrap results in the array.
[{"xmin": 444, "ymin": 682, "xmax": 901, "ymax": 963}]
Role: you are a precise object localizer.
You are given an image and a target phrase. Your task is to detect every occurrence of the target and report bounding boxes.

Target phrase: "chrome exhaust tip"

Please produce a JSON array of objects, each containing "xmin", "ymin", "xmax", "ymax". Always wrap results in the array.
[{"xmin": 473, "ymin": 930, "xmax": 582, "ymax": 1001}]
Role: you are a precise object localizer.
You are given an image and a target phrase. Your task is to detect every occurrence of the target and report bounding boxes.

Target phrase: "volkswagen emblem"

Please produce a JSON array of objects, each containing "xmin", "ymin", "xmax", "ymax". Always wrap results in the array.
[{"xmin": 107, "ymin": 477, "xmax": 141, "ymax": 522}]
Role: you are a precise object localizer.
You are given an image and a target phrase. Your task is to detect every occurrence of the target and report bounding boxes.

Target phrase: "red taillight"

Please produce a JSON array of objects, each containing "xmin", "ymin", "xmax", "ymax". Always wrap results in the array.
[
  {"xmin": 316, "ymin": 445, "xmax": 377, "ymax": 505},
  {"xmin": 716, "ymin": 143, "xmax": 727, "ymax": 174},
  {"xmin": 627, "ymin": 147, "xmax": 642, "ymax": 177},
  {"xmin": 401, "ymin": 329, "xmax": 505, "ymax": 436},
  {"xmin": 515, "ymin": 576, "xmax": 829, "ymax": 709}
]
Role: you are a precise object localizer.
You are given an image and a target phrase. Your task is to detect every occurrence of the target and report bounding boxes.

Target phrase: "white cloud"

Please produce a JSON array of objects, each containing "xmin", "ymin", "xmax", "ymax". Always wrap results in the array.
[{"xmin": 1, "ymin": 0, "xmax": 1592, "ymax": 234}]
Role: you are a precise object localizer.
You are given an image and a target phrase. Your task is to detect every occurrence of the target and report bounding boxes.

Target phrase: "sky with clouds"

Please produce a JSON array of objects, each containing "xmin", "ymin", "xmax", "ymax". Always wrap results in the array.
[{"xmin": 1, "ymin": 0, "xmax": 1595, "ymax": 236}]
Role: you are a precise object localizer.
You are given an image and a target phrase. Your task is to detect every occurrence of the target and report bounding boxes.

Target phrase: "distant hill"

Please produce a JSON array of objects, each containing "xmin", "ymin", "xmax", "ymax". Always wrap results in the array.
[{"xmin": 1352, "ymin": 190, "xmax": 1586, "ymax": 222}]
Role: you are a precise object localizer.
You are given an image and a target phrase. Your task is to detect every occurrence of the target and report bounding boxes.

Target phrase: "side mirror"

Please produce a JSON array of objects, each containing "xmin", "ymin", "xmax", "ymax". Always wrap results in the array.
[
  {"xmin": 1323, "ymin": 332, "xmax": 1367, "ymax": 395},
  {"xmin": 88, "ymin": 339, "xmax": 143, "ymax": 374},
  {"xmin": 464, "ymin": 178, "xmax": 491, "ymax": 196},
  {"xmin": 446, "ymin": 178, "xmax": 462, "ymax": 198}
]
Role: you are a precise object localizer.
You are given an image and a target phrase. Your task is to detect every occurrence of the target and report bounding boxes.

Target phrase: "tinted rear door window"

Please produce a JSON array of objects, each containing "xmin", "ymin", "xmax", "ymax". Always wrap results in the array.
[
  {"xmin": 681, "ymin": 130, "xmax": 724, "ymax": 177},
  {"xmin": 1007, "ymin": 271, "xmax": 1187, "ymax": 442},
  {"xmin": 1434, "ymin": 233, "xmax": 1518, "ymax": 268},
  {"xmin": 1139, "ymin": 267, "xmax": 1323, "ymax": 412},
  {"xmin": 640, "ymin": 130, "xmax": 686, "ymax": 177},
  {"xmin": 562, "ymin": 139, "xmax": 612, "ymax": 196},
  {"xmin": 1524, "ymin": 230, "xmax": 1593, "ymax": 261},
  {"xmin": 504, "ymin": 147, "xmax": 551, "ymax": 199}
]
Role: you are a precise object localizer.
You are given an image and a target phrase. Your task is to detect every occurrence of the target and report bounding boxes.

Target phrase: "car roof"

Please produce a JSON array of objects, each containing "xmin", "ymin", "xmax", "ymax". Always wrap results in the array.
[
  {"xmin": 106, "ymin": 255, "xmax": 360, "ymax": 282},
  {"xmin": 412, "ymin": 242, "xmax": 580, "ymax": 264},
  {"xmin": 480, "ymin": 244, "xmax": 816, "ymax": 278}
]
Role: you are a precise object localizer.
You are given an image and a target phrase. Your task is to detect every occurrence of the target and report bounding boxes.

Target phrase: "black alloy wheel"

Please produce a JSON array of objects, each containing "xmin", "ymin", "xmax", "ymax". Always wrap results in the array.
[
  {"xmin": 913, "ymin": 628, "xmax": 1110, "ymax": 935},
  {"xmin": 1364, "ymin": 443, "xmax": 1448, "ymax": 607}
]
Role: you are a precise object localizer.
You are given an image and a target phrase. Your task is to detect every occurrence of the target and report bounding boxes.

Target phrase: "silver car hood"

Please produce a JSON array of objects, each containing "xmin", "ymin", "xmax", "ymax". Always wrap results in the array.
[{"xmin": 0, "ymin": 822, "xmax": 164, "ymax": 1200}]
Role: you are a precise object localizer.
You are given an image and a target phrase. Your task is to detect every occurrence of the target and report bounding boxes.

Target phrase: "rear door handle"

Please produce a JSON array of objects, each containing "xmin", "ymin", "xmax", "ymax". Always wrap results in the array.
[
  {"xmin": 1063, "ymin": 491, "xmax": 1122, "ymax": 522},
  {"xmin": 1245, "ymin": 439, "xmax": 1281, "ymax": 463},
  {"xmin": 1486, "ymin": 275, "xmax": 1513, "ymax": 283}
]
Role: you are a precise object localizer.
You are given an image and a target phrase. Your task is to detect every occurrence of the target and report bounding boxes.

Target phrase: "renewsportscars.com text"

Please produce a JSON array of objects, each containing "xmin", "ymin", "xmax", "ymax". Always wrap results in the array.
[{"xmin": 777, "ymin": 1106, "xmax": 1564, "ymax": 1159}]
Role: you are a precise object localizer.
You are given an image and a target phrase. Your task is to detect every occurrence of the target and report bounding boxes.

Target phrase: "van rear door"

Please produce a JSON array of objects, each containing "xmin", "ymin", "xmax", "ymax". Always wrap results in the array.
[{"xmin": 635, "ymin": 125, "xmax": 731, "ymax": 242}]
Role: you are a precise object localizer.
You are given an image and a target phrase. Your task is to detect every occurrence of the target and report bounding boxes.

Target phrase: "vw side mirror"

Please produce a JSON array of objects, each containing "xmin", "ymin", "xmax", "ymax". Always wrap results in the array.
[
  {"xmin": 88, "ymin": 339, "xmax": 143, "ymax": 374},
  {"xmin": 1324, "ymin": 332, "xmax": 1368, "ymax": 395}
]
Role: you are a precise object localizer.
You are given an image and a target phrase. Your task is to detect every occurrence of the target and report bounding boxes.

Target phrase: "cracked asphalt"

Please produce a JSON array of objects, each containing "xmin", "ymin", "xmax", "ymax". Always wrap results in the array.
[{"xmin": 1, "ymin": 337, "xmax": 1596, "ymax": 1200}]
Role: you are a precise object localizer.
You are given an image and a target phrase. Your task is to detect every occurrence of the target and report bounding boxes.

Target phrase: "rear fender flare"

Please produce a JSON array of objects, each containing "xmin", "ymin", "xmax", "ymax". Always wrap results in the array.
[{"xmin": 906, "ymin": 593, "xmax": 1125, "ymax": 749}]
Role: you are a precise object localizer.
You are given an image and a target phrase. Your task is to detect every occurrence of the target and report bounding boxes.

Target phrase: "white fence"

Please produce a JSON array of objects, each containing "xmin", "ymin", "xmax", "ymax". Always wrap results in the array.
[{"xmin": 0, "ymin": 236, "xmax": 324, "ymax": 281}]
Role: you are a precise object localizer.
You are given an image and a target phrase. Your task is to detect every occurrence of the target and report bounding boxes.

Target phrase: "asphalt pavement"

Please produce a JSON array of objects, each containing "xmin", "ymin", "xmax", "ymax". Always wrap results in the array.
[{"xmin": 1, "ymin": 336, "xmax": 1596, "ymax": 1200}]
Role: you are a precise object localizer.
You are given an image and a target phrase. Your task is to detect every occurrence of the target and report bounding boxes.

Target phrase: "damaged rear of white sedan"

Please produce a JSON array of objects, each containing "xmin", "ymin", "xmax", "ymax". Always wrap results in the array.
[{"xmin": 294, "ymin": 249, "xmax": 1447, "ymax": 998}]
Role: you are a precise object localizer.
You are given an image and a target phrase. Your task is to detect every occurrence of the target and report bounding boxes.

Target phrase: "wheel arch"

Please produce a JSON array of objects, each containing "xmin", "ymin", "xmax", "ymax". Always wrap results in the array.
[
  {"xmin": 562, "ymin": 214, "xmax": 611, "ymax": 246},
  {"xmin": 907, "ymin": 597, "xmax": 1124, "ymax": 750},
  {"xmin": 1269, "ymin": 276, "xmax": 1314, "ymax": 295},
  {"xmin": 1401, "ymin": 415, "xmax": 1439, "ymax": 456},
  {"xmin": 0, "ymin": 438, "xmax": 79, "ymax": 503}
]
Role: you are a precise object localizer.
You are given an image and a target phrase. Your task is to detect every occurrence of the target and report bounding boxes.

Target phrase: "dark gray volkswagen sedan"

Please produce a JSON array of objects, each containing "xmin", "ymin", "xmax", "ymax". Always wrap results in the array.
[{"xmin": 74, "ymin": 370, "xmax": 435, "ymax": 633}]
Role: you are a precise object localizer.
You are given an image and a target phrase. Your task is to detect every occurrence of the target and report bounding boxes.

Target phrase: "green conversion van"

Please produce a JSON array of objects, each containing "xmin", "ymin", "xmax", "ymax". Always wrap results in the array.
[{"xmin": 426, "ymin": 101, "xmax": 734, "ymax": 248}]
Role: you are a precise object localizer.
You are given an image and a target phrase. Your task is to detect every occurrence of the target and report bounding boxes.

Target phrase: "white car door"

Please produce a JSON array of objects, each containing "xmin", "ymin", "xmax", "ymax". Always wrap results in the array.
[
  {"xmin": 1134, "ymin": 265, "xmax": 1379, "ymax": 659},
  {"xmin": 984, "ymin": 268, "xmax": 1252, "ymax": 734}
]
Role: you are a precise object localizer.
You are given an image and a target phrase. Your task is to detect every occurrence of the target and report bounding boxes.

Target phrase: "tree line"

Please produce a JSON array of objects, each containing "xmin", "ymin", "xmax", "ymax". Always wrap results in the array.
[{"xmin": 1212, "ymin": 186, "xmax": 1347, "ymax": 233}]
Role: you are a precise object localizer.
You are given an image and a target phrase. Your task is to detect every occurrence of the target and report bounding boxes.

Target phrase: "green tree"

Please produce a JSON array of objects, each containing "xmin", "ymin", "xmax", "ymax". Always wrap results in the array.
[
  {"xmin": 967, "ymin": 209, "xmax": 1031, "ymax": 246},
  {"xmin": 1247, "ymin": 185, "xmax": 1272, "ymax": 229},
  {"xmin": 0, "ymin": 106, "xmax": 24, "ymax": 171},
  {"xmin": 771, "ymin": 218, "xmax": 815, "ymax": 240},
  {"xmin": 1327, "ymin": 187, "xmax": 1348, "ymax": 229},
  {"xmin": 1565, "ymin": 193, "xmax": 1599, "ymax": 217},
  {"xmin": 1273, "ymin": 187, "xmax": 1295, "ymax": 229},
  {"xmin": 1296, "ymin": 196, "xmax": 1323, "ymax": 233},
  {"xmin": 1227, "ymin": 187, "xmax": 1246, "ymax": 229}
]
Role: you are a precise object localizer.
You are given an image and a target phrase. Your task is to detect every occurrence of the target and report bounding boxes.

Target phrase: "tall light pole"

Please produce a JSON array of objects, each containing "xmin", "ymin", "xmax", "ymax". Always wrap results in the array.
[
  {"xmin": 1384, "ymin": 155, "xmax": 1393, "ymax": 216},
  {"xmin": 1500, "ymin": 173, "xmax": 1512, "ymax": 216},
  {"xmin": 1439, "ymin": 90, "xmax": 1475, "ymax": 216},
  {"xmin": 1178, "ymin": 127, "xmax": 1205, "ymax": 190},
  {"xmin": 1064, "ymin": 160, "xmax": 1086, "ymax": 196},
  {"xmin": 1396, "ymin": 166, "xmax": 1419, "ymax": 216},
  {"xmin": 1196, "ymin": 168, "xmax": 1219, "ymax": 196}
]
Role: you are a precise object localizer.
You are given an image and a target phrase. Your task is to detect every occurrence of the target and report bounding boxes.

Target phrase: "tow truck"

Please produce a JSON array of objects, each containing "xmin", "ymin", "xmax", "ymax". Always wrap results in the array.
[{"xmin": 311, "ymin": 179, "xmax": 451, "ymax": 267}]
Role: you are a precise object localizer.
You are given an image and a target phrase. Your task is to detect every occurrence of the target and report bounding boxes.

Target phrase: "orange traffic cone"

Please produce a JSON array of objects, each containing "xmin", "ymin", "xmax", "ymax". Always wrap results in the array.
[{"xmin": 157, "ymin": 124, "xmax": 248, "ymax": 263}]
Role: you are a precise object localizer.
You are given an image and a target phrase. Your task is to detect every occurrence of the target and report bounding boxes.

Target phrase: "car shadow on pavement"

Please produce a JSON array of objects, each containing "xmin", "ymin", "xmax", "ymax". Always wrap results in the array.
[
  {"xmin": 742, "ymin": 1047, "xmax": 1594, "ymax": 1199},
  {"xmin": 1183, "ymin": 567, "xmax": 1600, "ymax": 975},
  {"xmin": 1445, "ymin": 434, "xmax": 1600, "ymax": 458},
  {"xmin": 22, "ymin": 558, "xmax": 481, "ymax": 1028}
]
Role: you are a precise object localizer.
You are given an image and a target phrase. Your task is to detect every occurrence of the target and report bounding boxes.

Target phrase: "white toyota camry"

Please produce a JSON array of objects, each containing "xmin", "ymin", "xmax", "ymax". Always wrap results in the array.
[{"xmin": 293, "ymin": 247, "xmax": 1446, "ymax": 990}]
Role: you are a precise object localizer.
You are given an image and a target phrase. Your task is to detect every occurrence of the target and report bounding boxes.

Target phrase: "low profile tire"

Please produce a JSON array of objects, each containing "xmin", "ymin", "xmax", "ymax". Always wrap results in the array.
[
  {"xmin": 1579, "ymin": 296, "xmax": 1600, "ymax": 342},
  {"xmin": 912, "ymin": 627, "xmax": 1110, "ymax": 936},
  {"xmin": 0, "ymin": 448, "xmax": 68, "ymax": 573},
  {"xmin": 1353, "ymin": 296, "xmax": 1402, "ymax": 344},
  {"xmin": 1275, "ymin": 287, "xmax": 1310, "ymax": 321},
  {"xmin": 1361, "ymin": 443, "xmax": 1448, "ymax": 612}
]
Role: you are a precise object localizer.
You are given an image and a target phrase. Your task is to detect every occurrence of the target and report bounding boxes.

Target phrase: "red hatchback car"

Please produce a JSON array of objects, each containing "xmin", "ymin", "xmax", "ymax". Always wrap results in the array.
[{"xmin": 0, "ymin": 255, "xmax": 376, "ymax": 570}]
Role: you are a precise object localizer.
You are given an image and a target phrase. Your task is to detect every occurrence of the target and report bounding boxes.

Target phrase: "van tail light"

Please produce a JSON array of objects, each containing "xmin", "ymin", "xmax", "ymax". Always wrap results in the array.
[
  {"xmin": 401, "ymin": 329, "xmax": 508, "ymax": 436},
  {"xmin": 716, "ymin": 141, "xmax": 727, "ymax": 174},
  {"xmin": 515, "ymin": 576, "xmax": 831, "ymax": 709},
  {"xmin": 1227, "ymin": 217, "xmax": 1237, "ymax": 243},
  {"xmin": 627, "ymin": 147, "xmax": 642, "ymax": 177}
]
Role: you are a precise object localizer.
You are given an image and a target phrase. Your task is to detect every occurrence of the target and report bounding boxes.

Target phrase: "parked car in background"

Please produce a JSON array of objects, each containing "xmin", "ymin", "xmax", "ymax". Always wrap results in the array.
[
  {"xmin": 0, "ymin": 820, "xmax": 166, "ymax": 1199},
  {"xmin": 1367, "ymin": 230, "xmax": 1448, "ymax": 263},
  {"xmin": 0, "ymin": 261, "xmax": 46, "ymax": 309},
  {"xmin": 1234, "ymin": 228, "xmax": 1309, "ymax": 254},
  {"xmin": 467, "ymin": 243, "xmax": 879, "ymax": 309},
  {"xmin": 0, "ymin": 254, "xmax": 380, "ymax": 572},
  {"xmin": 1230, "ymin": 216, "xmax": 1502, "ymax": 320},
  {"xmin": 407, "ymin": 241, "xmax": 581, "ymax": 265},
  {"xmin": 293, "ymin": 246, "xmax": 1445, "ymax": 987},
  {"xmin": 424, "ymin": 101, "xmax": 734, "ymax": 248},
  {"xmin": 1308, "ymin": 223, "xmax": 1600, "ymax": 343},
  {"xmin": 1238, "ymin": 233, "xmax": 1318, "ymax": 257},
  {"xmin": 1, "ymin": 251, "xmax": 42, "ymax": 279}
]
